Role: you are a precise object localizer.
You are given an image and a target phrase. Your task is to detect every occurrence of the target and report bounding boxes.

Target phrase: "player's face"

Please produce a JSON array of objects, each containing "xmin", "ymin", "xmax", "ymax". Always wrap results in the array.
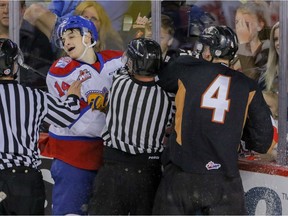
[
  {"xmin": 61, "ymin": 29, "xmax": 91, "ymax": 59},
  {"xmin": 81, "ymin": 6, "xmax": 101, "ymax": 32},
  {"xmin": 0, "ymin": 0, "xmax": 9, "ymax": 28}
]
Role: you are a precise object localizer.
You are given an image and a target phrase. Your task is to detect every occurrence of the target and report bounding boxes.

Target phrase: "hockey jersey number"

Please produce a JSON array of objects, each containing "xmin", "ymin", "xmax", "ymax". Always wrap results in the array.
[
  {"xmin": 201, "ymin": 75, "xmax": 231, "ymax": 123},
  {"xmin": 54, "ymin": 81, "xmax": 70, "ymax": 97}
]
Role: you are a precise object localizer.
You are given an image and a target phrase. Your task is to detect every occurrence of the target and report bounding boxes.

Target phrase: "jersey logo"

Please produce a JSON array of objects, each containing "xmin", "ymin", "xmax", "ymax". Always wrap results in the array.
[
  {"xmin": 3, "ymin": 69, "xmax": 10, "ymax": 75},
  {"xmin": 86, "ymin": 87, "xmax": 109, "ymax": 111},
  {"xmin": 205, "ymin": 161, "xmax": 221, "ymax": 170},
  {"xmin": 55, "ymin": 57, "xmax": 72, "ymax": 68},
  {"xmin": 77, "ymin": 69, "xmax": 92, "ymax": 81}
]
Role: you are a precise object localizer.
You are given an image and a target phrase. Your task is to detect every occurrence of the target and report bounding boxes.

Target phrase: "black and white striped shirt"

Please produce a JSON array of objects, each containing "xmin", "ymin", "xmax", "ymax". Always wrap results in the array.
[
  {"xmin": 102, "ymin": 73, "xmax": 174, "ymax": 154},
  {"xmin": 0, "ymin": 80, "xmax": 80, "ymax": 170}
]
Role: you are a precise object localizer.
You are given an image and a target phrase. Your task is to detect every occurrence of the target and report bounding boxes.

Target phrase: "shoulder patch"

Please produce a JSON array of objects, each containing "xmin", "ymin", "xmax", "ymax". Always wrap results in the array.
[
  {"xmin": 49, "ymin": 58, "xmax": 81, "ymax": 77},
  {"xmin": 55, "ymin": 57, "xmax": 72, "ymax": 68}
]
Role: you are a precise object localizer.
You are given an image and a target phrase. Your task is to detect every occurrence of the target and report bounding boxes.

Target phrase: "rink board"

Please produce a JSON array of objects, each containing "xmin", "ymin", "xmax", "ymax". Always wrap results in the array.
[
  {"xmin": 239, "ymin": 159, "xmax": 288, "ymax": 215},
  {"xmin": 38, "ymin": 133, "xmax": 288, "ymax": 215}
]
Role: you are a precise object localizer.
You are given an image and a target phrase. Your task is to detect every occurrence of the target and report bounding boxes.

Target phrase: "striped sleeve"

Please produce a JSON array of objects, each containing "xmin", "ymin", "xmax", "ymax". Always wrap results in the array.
[{"xmin": 44, "ymin": 93, "xmax": 80, "ymax": 127}]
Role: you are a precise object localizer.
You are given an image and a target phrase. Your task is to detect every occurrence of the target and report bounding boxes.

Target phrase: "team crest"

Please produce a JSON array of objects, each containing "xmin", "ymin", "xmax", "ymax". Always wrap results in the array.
[{"xmin": 77, "ymin": 69, "xmax": 92, "ymax": 81}]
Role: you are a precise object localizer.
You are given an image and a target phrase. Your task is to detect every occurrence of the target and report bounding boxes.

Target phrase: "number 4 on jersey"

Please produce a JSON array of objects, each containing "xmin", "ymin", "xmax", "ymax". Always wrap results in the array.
[{"xmin": 201, "ymin": 75, "xmax": 231, "ymax": 123}]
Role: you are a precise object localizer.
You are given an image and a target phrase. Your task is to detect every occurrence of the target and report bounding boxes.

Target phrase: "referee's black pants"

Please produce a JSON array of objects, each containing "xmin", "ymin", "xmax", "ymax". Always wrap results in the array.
[
  {"xmin": 0, "ymin": 166, "xmax": 45, "ymax": 215},
  {"xmin": 88, "ymin": 148, "xmax": 162, "ymax": 215}
]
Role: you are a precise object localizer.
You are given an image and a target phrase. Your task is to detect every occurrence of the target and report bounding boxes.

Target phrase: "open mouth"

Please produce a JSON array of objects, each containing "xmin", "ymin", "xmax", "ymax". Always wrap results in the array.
[{"xmin": 68, "ymin": 47, "xmax": 75, "ymax": 52}]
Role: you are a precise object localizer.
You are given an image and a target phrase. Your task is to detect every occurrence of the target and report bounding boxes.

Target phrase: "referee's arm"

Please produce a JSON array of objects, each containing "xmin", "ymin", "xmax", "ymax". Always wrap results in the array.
[{"xmin": 44, "ymin": 93, "xmax": 80, "ymax": 127}]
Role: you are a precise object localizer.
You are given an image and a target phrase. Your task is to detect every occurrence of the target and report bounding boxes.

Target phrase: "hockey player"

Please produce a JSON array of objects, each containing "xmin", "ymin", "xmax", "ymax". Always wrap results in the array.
[
  {"xmin": 88, "ymin": 38, "xmax": 174, "ymax": 215},
  {"xmin": 153, "ymin": 26, "xmax": 274, "ymax": 215},
  {"xmin": 41, "ymin": 15, "xmax": 123, "ymax": 215}
]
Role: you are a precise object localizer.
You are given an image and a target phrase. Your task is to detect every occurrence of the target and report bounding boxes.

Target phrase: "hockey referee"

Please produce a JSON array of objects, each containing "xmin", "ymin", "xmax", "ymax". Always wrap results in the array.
[
  {"xmin": 88, "ymin": 38, "xmax": 174, "ymax": 215},
  {"xmin": 0, "ymin": 38, "xmax": 83, "ymax": 215}
]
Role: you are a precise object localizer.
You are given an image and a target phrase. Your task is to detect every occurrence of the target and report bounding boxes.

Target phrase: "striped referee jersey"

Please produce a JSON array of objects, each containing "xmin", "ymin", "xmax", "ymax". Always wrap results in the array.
[
  {"xmin": 0, "ymin": 80, "xmax": 80, "ymax": 170},
  {"xmin": 102, "ymin": 73, "xmax": 174, "ymax": 154}
]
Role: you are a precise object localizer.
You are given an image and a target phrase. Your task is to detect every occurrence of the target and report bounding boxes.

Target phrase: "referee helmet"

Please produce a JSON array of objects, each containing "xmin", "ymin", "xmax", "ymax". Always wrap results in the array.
[
  {"xmin": 125, "ymin": 38, "xmax": 162, "ymax": 76},
  {"xmin": 199, "ymin": 25, "xmax": 238, "ymax": 61},
  {"xmin": 0, "ymin": 38, "xmax": 23, "ymax": 77}
]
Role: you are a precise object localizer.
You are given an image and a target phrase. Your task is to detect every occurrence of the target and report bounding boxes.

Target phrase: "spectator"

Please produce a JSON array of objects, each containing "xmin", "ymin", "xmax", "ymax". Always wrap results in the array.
[
  {"xmin": 0, "ymin": 38, "xmax": 82, "ymax": 215},
  {"xmin": 161, "ymin": 0, "xmax": 186, "ymax": 46},
  {"xmin": 145, "ymin": 14, "xmax": 178, "ymax": 60},
  {"xmin": 232, "ymin": 1, "xmax": 271, "ymax": 86},
  {"xmin": 24, "ymin": 1, "xmax": 124, "ymax": 53},
  {"xmin": 88, "ymin": 38, "xmax": 174, "ymax": 215},
  {"xmin": 40, "ymin": 15, "xmax": 123, "ymax": 215},
  {"xmin": 247, "ymin": 22, "xmax": 279, "ymax": 163},
  {"xmin": 260, "ymin": 21, "xmax": 279, "ymax": 93},
  {"xmin": 74, "ymin": 1, "xmax": 124, "ymax": 51},
  {"xmin": 0, "ymin": 0, "xmax": 55, "ymax": 90},
  {"xmin": 153, "ymin": 25, "xmax": 274, "ymax": 215},
  {"xmin": 48, "ymin": 0, "xmax": 131, "ymax": 32}
]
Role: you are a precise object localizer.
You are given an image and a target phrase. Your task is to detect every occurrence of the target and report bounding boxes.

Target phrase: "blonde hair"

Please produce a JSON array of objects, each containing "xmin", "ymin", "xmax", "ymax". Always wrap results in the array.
[
  {"xmin": 262, "ymin": 22, "xmax": 279, "ymax": 92},
  {"xmin": 74, "ymin": 1, "xmax": 124, "ymax": 51}
]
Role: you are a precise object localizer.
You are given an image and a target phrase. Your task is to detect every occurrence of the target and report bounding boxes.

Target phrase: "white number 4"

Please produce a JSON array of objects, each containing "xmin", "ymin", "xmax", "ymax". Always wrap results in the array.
[{"xmin": 201, "ymin": 75, "xmax": 231, "ymax": 123}]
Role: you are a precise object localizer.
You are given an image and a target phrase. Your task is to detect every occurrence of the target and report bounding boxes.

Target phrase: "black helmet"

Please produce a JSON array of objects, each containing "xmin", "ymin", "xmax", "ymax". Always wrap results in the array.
[
  {"xmin": 199, "ymin": 25, "xmax": 238, "ymax": 60},
  {"xmin": 126, "ymin": 38, "xmax": 162, "ymax": 76},
  {"xmin": 0, "ymin": 38, "xmax": 21, "ymax": 77}
]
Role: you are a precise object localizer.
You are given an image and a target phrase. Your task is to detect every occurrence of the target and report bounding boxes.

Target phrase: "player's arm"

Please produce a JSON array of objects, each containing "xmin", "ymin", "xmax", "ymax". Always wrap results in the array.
[
  {"xmin": 241, "ymin": 88, "xmax": 274, "ymax": 153},
  {"xmin": 156, "ymin": 60, "xmax": 180, "ymax": 93}
]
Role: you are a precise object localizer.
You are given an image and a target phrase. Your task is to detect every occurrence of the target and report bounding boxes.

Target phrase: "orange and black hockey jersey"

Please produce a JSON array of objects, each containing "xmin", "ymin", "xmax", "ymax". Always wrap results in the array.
[{"xmin": 157, "ymin": 55, "xmax": 274, "ymax": 177}]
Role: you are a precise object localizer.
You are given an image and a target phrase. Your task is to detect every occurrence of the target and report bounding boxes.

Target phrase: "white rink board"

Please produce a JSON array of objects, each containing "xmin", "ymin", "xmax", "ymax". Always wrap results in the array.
[{"xmin": 240, "ymin": 170, "xmax": 288, "ymax": 215}]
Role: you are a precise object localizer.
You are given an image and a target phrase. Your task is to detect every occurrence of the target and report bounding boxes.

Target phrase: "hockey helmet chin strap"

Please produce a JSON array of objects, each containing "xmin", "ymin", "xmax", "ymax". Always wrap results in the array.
[{"xmin": 76, "ymin": 32, "xmax": 97, "ymax": 61}]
